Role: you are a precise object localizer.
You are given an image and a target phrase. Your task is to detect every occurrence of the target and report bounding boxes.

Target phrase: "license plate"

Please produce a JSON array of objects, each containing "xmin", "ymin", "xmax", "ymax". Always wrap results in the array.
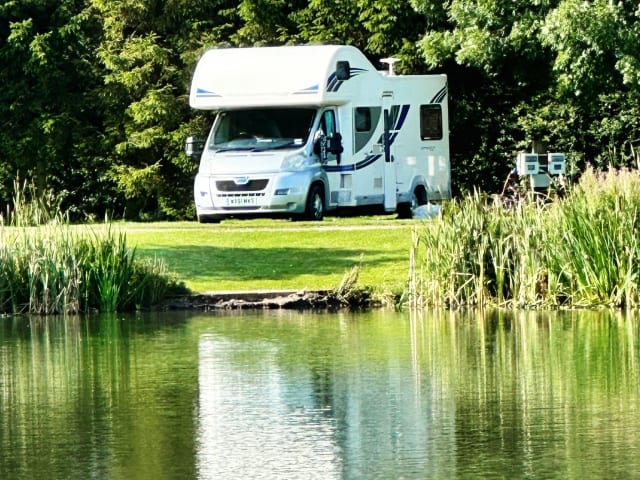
[{"xmin": 223, "ymin": 195, "xmax": 258, "ymax": 207}]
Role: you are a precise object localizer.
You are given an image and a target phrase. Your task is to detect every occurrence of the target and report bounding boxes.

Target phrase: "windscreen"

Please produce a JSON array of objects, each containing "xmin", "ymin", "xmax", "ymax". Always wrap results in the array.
[{"xmin": 208, "ymin": 108, "xmax": 317, "ymax": 151}]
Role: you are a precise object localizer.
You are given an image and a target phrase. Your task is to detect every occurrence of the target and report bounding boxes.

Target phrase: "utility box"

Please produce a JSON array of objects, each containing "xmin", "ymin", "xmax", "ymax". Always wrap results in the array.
[
  {"xmin": 547, "ymin": 153, "xmax": 566, "ymax": 175},
  {"xmin": 516, "ymin": 153, "xmax": 540, "ymax": 175}
]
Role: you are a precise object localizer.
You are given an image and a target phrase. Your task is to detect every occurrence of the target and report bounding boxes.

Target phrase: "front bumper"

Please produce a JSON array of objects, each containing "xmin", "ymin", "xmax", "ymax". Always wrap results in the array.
[{"xmin": 194, "ymin": 171, "xmax": 314, "ymax": 219}]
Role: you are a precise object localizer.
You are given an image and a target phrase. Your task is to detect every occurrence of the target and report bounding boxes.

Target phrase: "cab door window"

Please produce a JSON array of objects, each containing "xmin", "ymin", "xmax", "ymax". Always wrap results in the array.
[
  {"xmin": 320, "ymin": 110, "xmax": 337, "ymax": 136},
  {"xmin": 315, "ymin": 109, "xmax": 340, "ymax": 162}
]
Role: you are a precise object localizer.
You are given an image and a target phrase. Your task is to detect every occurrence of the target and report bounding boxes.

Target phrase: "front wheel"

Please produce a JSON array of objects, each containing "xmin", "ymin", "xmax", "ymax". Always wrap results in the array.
[
  {"xmin": 303, "ymin": 184, "xmax": 325, "ymax": 221},
  {"xmin": 197, "ymin": 214, "xmax": 221, "ymax": 224}
]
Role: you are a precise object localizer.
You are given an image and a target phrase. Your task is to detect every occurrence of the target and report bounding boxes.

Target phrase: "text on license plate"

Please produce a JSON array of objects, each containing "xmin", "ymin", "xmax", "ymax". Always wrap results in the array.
[{"xmin": 224, "ymin": 195, "xmax": 258, "ymax": 206}]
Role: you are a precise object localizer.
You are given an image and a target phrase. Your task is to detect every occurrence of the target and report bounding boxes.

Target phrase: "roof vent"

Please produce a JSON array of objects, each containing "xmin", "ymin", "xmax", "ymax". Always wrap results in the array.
[{"xmin": 380, "ymin": 57, "xmax": 400, "ymax": 76}]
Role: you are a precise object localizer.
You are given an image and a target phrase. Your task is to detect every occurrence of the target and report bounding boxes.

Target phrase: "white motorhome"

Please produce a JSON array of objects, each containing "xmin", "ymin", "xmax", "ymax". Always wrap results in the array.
[{"xmin": 187, "ymin": 45, "xmax": 450, "ymax": 222}]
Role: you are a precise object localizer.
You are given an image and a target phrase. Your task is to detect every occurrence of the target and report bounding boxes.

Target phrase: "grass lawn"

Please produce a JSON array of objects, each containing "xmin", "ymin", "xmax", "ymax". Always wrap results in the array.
[{"xmin": 118, "ymin": 216, "xmax": 420, "ymax": 294}]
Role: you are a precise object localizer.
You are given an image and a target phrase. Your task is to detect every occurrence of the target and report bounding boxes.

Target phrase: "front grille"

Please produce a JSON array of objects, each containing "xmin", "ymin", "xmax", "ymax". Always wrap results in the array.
[{"xmin": 216, "ymin": 179, "xmax": 268, "ymax": 192}]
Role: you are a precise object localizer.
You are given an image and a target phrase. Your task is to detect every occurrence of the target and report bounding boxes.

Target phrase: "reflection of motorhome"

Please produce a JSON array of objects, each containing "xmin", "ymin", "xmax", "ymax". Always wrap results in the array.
[{"xmin": 187, "ymin": 45, "xmax": 450, "ymax": 222}]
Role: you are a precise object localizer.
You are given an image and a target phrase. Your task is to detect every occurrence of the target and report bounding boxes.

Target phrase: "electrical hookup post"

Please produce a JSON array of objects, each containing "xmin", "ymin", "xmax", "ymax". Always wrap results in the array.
[{"xmin": 502, "ymin": 143, "xmax": 567, "ymax": 204}]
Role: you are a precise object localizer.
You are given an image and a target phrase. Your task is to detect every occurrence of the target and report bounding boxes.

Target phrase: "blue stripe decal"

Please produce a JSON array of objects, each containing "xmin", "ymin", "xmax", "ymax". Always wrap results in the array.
[
  {"xmin": 326, "ymin": 73, "xmax": 339, "ymax": 92},
  {"xmin": 324, "ymin": 154, "xmax": 382, "ymax": 172},
  {"xmin": 324, "ymin": 163, "xmax": 356, "ymax": 172},
  {"xmin": 357, "ymin": 154, "xmax": 382, "ymax": 169},
  {"xmin": 294, "ymin": 84, "xmax": 319, "ymax": 95},
  {"xmin": 394, "ymin": 105, "xmax": 410, "ymax": 130},
  {"xmin": 326, "ymin": 68, "xmax": 368, "ymax": 92},
  {"xmin": 196, "ymin": 88, "xmax": 220, "ymax": 97},
  {"xmin": 324, "ymin": 104, "xmax": 409, "ymax": 173},
  {"xmin": 430, "ymin": 86, "xmax": 447, "ymax": 104}
]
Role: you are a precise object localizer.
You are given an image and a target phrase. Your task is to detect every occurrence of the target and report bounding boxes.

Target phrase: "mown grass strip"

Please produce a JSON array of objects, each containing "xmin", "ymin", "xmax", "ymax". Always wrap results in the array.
[{"xmin": 123, "ymin": 218, "xmax": 417, "ymax": 295}]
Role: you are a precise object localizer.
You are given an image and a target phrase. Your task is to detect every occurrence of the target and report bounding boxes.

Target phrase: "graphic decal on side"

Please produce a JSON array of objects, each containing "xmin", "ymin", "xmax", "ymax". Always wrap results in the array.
[
  {"xmin": 429, "ymin": 85, "xmax": 447, "ymax": 104},
  {"xmin": 325, "ymin": 104, "xmax": 410, "ymax": 173},
  {"xmin": 294, "ymin": 84, "xmax": 320, "ymax": 95},
  {"xmin": 196, "ymin": 88, "xmax": 221, "ymax": 98},
  {"xmin": 326, "ymin": 68, "xmax": 367, "ymax": 92}
]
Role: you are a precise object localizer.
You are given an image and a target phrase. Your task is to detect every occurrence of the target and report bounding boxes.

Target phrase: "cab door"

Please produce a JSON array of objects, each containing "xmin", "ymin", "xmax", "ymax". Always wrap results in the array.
[{"xmin": 317, "ymin": 109, "xmax": 340, "ymax": 163}]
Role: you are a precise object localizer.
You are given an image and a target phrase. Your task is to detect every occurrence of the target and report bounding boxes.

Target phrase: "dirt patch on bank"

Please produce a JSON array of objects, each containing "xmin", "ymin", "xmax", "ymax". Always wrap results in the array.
[{"xmin": 161, "ymin": 289, "xmax": 381, "ymax": 311}]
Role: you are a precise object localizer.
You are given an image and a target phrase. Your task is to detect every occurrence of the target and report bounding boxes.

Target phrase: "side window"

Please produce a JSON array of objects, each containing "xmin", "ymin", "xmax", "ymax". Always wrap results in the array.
[
  {"xmin": 321, "ymin": 110, "xmax": 337, "ymax": 135},
  {"xmin": 355, "ymin": 107, "xmax": 371, "ymax": 132},
  {"xmin": 353, "ymin": 106, "xmax": 381, "ymax": 153},
  {"xmin": 420, "ymin": 104, "xmax": 443, "ymax": 140}
]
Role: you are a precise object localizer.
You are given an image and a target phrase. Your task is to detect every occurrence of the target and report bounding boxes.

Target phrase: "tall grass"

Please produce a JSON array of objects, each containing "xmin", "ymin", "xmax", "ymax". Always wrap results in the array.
[
  {"xmin": 411, "ymin": 167, "xmax": 640, "ymax": 309},
  {"xmin": 0, "ymin": 181, "xmax": 182, "ymax": 314}
]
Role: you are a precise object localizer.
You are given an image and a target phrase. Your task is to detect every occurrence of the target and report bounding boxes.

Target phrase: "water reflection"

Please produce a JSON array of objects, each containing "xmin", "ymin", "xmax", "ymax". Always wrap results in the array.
[
  {"xmin": 194, "ymin": 310, "xmax": 640, "ymax": 479},
  {"xmin": 1, "ymin": 310, "xmax": 640, "ymax": 479},
  {"xmin": 0, "ymin": 313, "xmax": 199, "ymax": 480},
  {"xmin": 408, "ymin": 309, "xmax": 640, "ymax": 479},
  {"xmin": 197, "ymin": 335, "xmax": 340, "ymax": 479}
]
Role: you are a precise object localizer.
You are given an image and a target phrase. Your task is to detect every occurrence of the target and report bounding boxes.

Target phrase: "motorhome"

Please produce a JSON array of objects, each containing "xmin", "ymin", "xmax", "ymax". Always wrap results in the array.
[{"xmin": 187, "ymin": 44, "xmax": 450, "ymax": 222}]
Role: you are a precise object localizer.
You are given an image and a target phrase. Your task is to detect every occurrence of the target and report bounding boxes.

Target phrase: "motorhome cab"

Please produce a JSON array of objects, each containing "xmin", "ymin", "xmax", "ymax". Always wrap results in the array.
[{"xmin": 187, "ymin": 45, "xmax": 450, "ymax": 222}]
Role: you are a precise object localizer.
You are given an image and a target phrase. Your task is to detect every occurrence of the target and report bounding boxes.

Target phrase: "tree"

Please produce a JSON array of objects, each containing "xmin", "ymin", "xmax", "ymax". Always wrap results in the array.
[
  {"xmin": 90, "ymin": 0, "xmax": 240, "ymax": 219},
  {"xmin": 0, "ymin": 0, "xmax": 108, "ymax": 217},
  {"xmin": 415, "ymin": 0, "xmax": 557, "ymax": 192},
  {"xmin": 539, "ymin": 0, "xmax": 640, "ymax": 168},
  {"xmin": 232, "ymin": 0, "xmax": 305, "ymax": 45},
  {"xmin": 293, "ymin": 0, "xmax": 425, "ymax": 70},
  {"xmin": 417, "ymin": 0, "xmax": 640, "ymax": 192}
]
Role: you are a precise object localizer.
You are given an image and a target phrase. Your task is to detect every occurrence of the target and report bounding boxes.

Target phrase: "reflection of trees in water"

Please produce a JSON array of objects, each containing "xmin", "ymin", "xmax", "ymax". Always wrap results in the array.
[
  {"xmin": 3, "ymin": 310, "xmax": 639, "ymax": 479},
  {"xmin": 0, "ymin": 313, "xmax": 199, "ymax": 479},
  {"xmin": 409, "ymin": 309, "xmax": 640, "ymax": 478}
]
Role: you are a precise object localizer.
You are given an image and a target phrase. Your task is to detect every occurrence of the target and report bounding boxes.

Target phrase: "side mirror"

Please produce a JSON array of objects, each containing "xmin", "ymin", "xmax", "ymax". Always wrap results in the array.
[
  {"xmin": 336, "ymin": 61, "xmax": 350, "ymax": 81},
  {"xmin": 314, "ymin": 132, "xmax": 343, "ymax": 163},
  {"xmin": 185, "ymin": 136, "xmax": 204, "ymax": 159},
  {"xmin": 327, "ymin": 132, "xmax": 343, "ymax": 155},
  {"xmin": 327, "ymin": 132, "xmax": 343, "ymax": 164}
]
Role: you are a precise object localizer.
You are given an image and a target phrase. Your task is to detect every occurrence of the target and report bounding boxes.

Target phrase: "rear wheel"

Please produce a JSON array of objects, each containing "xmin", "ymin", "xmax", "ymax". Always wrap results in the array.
[
  {"xmin": 303, "ymin": 184, "xmax": 325, "ymax": 221},
  {"xmin": 397, "ymin": 187, "xmax": 427, "ymax": 219}
]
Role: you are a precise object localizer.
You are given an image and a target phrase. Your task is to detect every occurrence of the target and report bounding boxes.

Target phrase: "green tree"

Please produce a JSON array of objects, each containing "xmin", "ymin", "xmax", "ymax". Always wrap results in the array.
[
  {"xmin": 416, "ymin": 0, "xmax": 556, "ymax": 193},
  {"xmin": 232, "ymin": 0, "xmax": 305, "ymax": 45},
  {"xmin": 539, "ymin": 0, "xmax": 640, "ymax": 168},
  {"xmin": 293, "ymin": 0, "xmax": 424, "ymax": 70},
  {"xmin": 91, "ymin": 0, "xmax": 239, "ymax": 219},
  {"xmin": 417, "ymin": 0, "xmax": 640, "ymax": 192},
  {"xmin": 0, "ymin": 0, "xmax": 108, "ymax": 217}
]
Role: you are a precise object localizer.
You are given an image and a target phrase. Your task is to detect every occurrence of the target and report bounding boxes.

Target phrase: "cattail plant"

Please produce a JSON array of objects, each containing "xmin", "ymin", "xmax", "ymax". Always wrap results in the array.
[
  {"xmin": 0, "ymin": 181, "xmax": 181, "ymax": 314},
  {"xmin": 411, "ymin": 166, "xmax": 640, "ymax": 309}
]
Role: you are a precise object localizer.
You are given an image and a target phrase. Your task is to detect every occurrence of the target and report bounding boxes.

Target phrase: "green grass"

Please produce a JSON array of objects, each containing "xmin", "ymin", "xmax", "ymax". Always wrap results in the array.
[{"xmin": 119, "ymin": 216, "xmax": 419, "ymax": 294}]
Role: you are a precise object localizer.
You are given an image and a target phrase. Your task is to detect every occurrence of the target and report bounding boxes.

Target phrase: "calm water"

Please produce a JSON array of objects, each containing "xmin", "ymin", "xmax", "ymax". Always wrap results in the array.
[{"xmin": 1, "ymin": 309, "xmax": 639, "ymax": 479}]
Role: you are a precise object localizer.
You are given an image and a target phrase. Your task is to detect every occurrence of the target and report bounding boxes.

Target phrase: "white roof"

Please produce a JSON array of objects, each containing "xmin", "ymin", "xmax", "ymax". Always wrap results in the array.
[{"xmin": 189, "ymin": 45, "xmax": 380, "ymax": 109}]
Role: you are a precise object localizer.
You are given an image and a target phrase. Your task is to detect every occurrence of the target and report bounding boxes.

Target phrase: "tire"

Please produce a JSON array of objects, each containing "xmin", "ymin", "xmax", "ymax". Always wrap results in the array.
[
  {"xmin": 397, "ymin": 188, "xmax": 427, "ymax": 219},
  {"xmin": 303, "ymin": 184, "xmax": 325, "ymax": 221},
  {"xmin": 198, "ymin": 215, "xmax": 221, "ymax": 224}
]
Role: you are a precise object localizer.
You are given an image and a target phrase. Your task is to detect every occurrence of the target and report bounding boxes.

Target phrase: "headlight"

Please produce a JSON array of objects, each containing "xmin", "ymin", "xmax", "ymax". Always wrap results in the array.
[{"xmin": 280, "ymin": 153, "xmax": 315, "ymax": 171}]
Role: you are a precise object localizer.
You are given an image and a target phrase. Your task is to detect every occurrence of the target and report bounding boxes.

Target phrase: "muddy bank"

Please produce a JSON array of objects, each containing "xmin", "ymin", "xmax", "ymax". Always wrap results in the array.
[{"xmin": 161, "ymin": 289, "xmax": 381, "ymax": 311}]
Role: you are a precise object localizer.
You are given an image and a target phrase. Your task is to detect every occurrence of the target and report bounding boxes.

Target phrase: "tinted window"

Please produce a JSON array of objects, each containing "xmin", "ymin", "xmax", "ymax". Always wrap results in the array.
[
  {"xmin": 355, "ymin": 107, "xmax": 371, "ymax": 132},
  {"xmin": 420, "ymin": 105, "xmax": 443, "ymax": 140}
]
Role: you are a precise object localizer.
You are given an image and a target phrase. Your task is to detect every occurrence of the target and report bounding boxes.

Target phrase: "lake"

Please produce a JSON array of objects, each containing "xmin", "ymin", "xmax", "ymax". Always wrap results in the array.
[{"xmin": 1, "ymin": 309, "xmax": 639, "ymax": 479}]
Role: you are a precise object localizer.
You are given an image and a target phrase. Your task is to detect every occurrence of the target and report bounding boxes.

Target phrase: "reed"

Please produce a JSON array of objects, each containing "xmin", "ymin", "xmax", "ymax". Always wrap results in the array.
[
  {"xmin": 545, "ymin": 167, "xmax": 640, "ymax": 308},
  {"xmin": 0, "ymin": 182, "xmax": 181, "ymax": 314},
  {"xmin": 411, "ymin": 167, "xmax": 640, "ymax": 309}
]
